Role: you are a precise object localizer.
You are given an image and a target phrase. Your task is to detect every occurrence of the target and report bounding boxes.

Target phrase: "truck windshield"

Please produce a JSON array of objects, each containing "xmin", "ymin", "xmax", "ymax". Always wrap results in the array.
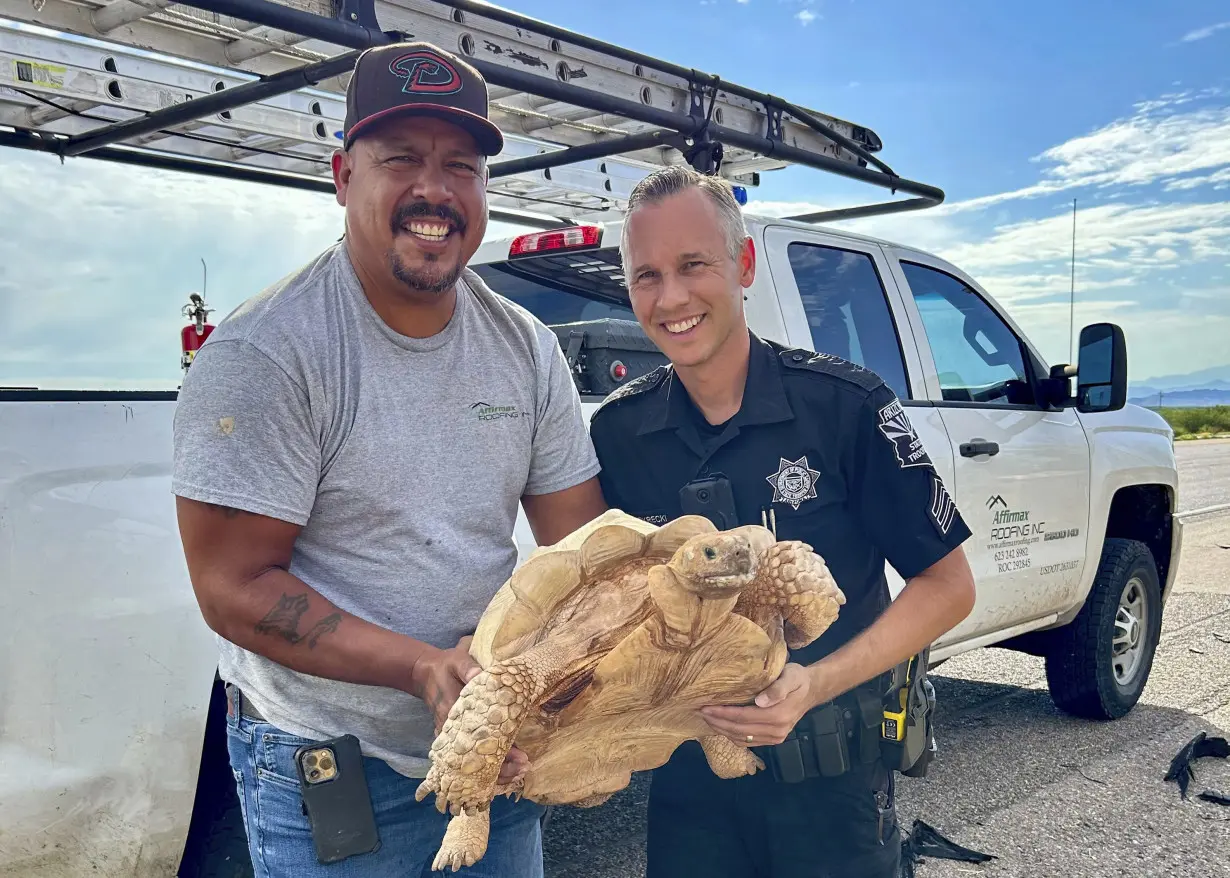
[{"xmin": 471, "ymin": 247, "xmax": 636, "ymax": 325}]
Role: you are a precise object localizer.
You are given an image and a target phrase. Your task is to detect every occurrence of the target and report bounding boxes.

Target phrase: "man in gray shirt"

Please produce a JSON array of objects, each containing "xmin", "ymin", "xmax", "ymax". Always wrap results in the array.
[{"xmin": 172, "ymin": 40, "xmax": 607, "ymax": 877}]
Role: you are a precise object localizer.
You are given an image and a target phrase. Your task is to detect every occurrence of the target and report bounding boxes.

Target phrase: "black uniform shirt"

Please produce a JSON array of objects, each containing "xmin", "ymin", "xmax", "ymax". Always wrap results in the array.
[{"xmin": 589, "ymin": 331, "xmax": 973, "ymax": 664}]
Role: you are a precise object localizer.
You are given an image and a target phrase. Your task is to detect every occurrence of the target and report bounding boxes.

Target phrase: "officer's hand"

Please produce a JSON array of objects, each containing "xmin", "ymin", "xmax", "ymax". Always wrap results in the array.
[
  {"xmin": 412, "ymin": 635, "xmax": 530, "ymax": 785},
  {"xmin": 700, "ymin": 663, "xmax": 818, "ymax": 746}
]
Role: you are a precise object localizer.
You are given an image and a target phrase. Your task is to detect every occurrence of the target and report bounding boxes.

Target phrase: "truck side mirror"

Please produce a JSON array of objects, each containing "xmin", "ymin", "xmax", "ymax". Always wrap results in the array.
[{"xmin": 1075, "ymin": 322, "xmax": 1128, "ymax": 413}]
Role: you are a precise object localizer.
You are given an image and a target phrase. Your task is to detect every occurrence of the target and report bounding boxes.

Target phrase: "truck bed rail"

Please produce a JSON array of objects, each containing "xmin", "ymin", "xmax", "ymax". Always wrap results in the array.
[{"xmin": 0, "ymin": 0, "xmax": 944, "ymax": 226}]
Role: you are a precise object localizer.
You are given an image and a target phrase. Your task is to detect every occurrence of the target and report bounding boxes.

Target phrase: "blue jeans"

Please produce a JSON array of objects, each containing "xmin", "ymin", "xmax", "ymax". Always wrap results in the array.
[{"xmin": 225, "ymin": 710, "xmax": 545, "ymax": 877}]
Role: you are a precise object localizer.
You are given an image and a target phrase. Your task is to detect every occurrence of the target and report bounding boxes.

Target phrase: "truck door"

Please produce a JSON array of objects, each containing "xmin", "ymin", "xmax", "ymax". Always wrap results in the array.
[
  {"xmin": 887, "ymin": 251, "xmax": 1092, "ymax": 641},
  {"xmin": 761, "ymin": 226, "xmax": 958, "ymax": 613}
]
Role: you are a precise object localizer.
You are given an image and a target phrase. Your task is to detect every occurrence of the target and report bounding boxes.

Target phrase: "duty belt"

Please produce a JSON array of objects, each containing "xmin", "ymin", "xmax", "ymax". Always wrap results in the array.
[{"xmin": 754, "ymin": 673, "xmax": 890, "ymax": 783}]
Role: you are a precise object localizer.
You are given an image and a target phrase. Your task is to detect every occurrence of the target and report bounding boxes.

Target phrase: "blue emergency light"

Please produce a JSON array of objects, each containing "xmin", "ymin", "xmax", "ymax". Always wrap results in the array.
[{"xmin": 732, "ymin": 185, "xmax": 748, "ymax": 205}]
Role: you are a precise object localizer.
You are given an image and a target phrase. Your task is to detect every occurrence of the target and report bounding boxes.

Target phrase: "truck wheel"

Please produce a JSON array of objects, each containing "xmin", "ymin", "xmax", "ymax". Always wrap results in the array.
[{"xmin": 1045, "ymin": 538, "xmax": 1161, "ymax": 720}]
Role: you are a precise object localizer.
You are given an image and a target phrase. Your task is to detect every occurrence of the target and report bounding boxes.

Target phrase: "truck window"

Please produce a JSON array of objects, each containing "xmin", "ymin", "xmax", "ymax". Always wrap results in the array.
[
  {"xmin": 786, "ymin": 242, "xmax": 910, "ymax": 400},
  {"xmin": 899, "ymin": 261, "xmax": 1037, "ymax": 407},
  {"xmin": 471, "ymin": 248, "xmax": 637, "ymax": 325}
]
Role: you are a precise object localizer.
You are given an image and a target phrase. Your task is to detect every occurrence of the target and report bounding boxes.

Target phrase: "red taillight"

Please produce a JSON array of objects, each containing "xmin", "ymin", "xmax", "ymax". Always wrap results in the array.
[{"xmin": 508, "ymin": 225, "xmax": 602, "ymax": 257}]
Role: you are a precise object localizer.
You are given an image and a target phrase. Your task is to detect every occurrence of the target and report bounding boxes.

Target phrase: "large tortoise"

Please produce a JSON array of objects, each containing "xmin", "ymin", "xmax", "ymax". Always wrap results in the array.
[{"xmin": 414, "ymin": 509, "xmax": 846, "ymax": 870}]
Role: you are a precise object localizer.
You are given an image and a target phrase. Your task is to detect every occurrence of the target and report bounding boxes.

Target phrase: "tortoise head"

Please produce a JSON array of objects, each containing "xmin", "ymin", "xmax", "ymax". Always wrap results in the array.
[{"xmin": 668, "ymin": 532, "xmax": 757, "ymax": 598}]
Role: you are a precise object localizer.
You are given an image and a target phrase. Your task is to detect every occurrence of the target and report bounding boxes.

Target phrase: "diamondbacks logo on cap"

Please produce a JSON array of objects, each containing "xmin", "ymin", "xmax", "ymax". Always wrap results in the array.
[{"xmin": 389, "ymin": 50, "xmax": 463, "ymax": 94}]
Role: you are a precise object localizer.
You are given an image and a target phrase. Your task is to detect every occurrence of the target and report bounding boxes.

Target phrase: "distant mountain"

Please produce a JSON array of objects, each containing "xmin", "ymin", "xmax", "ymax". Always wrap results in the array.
[
  {"xmin": 1129, "ymin": 387, "xmax": 1230, "ymax": 408},
  {"xmin": 1130, "ymin": 364, "xmax": 1230, "ymax": 400}
]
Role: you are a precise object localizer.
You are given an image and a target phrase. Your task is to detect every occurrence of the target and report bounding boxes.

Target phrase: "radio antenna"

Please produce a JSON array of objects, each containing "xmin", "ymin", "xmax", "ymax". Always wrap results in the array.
[{"xmin": 1069, "ymin": 198, "xmax": 1077, "ymax": 362}]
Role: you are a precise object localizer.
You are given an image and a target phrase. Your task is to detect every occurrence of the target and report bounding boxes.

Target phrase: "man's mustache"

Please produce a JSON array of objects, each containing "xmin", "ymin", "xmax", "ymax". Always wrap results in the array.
[{"xmin": 391, "ymin": 202, "xmax": 467, "ymax": 235}]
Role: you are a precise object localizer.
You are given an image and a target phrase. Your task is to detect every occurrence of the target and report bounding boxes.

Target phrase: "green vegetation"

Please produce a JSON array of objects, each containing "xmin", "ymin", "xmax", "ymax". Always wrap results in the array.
[{"xmin": 1152, "ymin": 406, "xmax": 1230, "ymax": 440}]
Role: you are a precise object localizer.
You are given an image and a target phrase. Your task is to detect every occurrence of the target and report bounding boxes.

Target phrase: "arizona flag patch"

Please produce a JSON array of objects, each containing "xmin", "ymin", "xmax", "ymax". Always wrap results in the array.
[{"xmin": 877, "ymin": 398, "xmax": 933, "ymax": 469}]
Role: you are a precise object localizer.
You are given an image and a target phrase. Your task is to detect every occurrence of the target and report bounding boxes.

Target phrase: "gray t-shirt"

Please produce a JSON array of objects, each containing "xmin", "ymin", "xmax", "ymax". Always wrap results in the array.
[{"xmin": 171, "ymin": 241, "xmax": 600, "ymax": 778}]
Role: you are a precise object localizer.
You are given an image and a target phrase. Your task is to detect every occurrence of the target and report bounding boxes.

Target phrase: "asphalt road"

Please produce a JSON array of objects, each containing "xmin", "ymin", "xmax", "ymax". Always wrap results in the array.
[
  {"xmin": 541, "ymin": 451, "xmax": 1230, "ymax": 878},
  {"xmin": 1176, "ymin": 438, "xmax": 1230, "ymax": 513}
]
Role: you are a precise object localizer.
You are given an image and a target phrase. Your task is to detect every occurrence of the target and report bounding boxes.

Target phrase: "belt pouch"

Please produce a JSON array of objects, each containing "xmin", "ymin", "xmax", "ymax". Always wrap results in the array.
[{"xmin": 808, "ymin": 703, "xmax": 850, "ymax": 777}]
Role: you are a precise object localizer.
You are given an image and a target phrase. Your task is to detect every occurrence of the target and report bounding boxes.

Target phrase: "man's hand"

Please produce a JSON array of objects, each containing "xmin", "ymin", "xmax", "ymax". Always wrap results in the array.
[
  {"xmin": 699, "ymin": 663, "xmax": 820, "ymax": 746},
  {"xmin": 411, "ymin": 636, "xmax": 482, "ymax": 734},
  {"xmin": 410, "ymin": 636, "xmax": 529, "ymax": 785}
]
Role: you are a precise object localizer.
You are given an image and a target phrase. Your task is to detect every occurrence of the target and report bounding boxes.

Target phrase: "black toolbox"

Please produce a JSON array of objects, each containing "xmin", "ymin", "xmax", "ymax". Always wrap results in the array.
[{"xmin": 550, "ymin": 319, "xmax": 668, "ymax": 396}]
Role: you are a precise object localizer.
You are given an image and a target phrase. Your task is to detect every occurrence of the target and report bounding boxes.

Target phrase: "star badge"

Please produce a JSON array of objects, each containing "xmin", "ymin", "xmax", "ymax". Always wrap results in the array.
[{"xmin": 765, "ymin": 455, "xmax": 821, "ymax": 510}]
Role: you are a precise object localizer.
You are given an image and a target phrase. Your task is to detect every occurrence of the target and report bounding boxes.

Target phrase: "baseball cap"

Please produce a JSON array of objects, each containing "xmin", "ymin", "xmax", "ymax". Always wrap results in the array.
[{"xmin": 342, "ymin": 40, "xmax": 504, "ymax": 156}]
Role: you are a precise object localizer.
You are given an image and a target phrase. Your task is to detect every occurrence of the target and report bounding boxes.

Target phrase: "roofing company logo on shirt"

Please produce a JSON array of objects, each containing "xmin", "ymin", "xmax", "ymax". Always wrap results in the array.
[{"xmin": 470, "ymin": 401, "xmax": 530, "ymax": 422}]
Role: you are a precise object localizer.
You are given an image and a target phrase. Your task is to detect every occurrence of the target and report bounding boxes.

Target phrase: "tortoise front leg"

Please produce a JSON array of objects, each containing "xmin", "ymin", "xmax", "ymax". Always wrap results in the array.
[
  {"xmin": 736, "ymin": 539, "xmax": 846, "ymax": 648},
  {"xmin": 415, "ymin": 640, "xmax": 570, "ymax": 817}
]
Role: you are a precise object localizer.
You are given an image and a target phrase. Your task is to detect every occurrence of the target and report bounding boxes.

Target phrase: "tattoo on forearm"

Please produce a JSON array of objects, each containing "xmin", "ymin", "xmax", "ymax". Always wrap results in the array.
[
  {"xmin": 303, "ymin": 614, "xmax": 342, "ymax": 647},
  {"xmin": 254, "ymin": 593, "xmax": 342, "ymax": 648},
  {"xmin": 255, "ymin": 593, "xmax": 309, "ymax": 640}
]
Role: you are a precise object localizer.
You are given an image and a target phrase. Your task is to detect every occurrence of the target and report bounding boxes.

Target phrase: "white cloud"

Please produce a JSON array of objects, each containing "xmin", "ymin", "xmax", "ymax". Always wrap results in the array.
[
  {"xmin": 934, "ymin": 90, "xmax": 1230, "ymax": 215},
  {"xmin": 797, "ymin": 10, "xmax": 817, "ymax": 24},
  {"xmin": 938, "ymin": 201, "xmax": 1230, "ymax": 272},
  {"xmin": 1163, "ymin": 166, "xmax": 1230, "ymax": 191},
  {"xmin": 1180, "ymin": 21, "xmax": 1230, "ymax": 42}
]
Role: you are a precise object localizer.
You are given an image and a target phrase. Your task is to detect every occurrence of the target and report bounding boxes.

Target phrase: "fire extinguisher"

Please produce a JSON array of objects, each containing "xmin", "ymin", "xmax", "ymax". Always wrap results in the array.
[{"xmin": 181, "ymin": 292, "xmax": 215, "ymax": 371}]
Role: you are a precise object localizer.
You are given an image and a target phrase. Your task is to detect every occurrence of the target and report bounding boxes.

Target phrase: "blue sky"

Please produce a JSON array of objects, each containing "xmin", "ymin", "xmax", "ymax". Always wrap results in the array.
[{"xmin": 1, "ymin": 0, "xmax": 1228, "ymax": 390}]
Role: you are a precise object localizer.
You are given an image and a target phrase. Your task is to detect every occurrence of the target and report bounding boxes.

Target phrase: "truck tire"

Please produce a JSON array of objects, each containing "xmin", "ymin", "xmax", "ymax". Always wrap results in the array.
[{"xmin": 1045, "ymin": 538, "xmax": 1161, "ymax": 720}]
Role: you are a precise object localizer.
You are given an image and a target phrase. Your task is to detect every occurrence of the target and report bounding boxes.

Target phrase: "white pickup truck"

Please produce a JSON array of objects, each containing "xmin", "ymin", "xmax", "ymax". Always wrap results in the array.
[{"xmin": 0, "ymin": 213, "xmax": 1182, "ymax": 878}]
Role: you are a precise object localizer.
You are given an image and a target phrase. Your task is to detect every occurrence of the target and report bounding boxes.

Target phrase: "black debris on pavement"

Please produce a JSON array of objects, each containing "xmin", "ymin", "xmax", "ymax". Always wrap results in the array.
[
  {"xmin": 1163, "ymin": 731, "xmax": 1230, "ymax": 800},
  {"xmin": 898, "ymin": 818, "xmax": 996, "ymax": 878},
  {"xmin": 1197, "ymin": 789, "xmax": 1230, "ymax": 807}
]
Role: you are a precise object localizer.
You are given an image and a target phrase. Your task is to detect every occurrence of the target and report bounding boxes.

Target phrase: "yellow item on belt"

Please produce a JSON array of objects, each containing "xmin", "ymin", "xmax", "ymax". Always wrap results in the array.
[{"xmin": 881, "ymin": 655, "xmax": 914, "ymax": 743}]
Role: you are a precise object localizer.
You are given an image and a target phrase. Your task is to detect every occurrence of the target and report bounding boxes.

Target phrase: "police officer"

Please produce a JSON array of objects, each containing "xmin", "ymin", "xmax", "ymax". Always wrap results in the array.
[{"xmin": 588, "ymin": 165, "xmax": 977, "ymax": 877}]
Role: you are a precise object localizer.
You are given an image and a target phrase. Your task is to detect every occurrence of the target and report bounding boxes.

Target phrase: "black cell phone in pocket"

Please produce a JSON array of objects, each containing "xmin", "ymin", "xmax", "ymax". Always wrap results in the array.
[{"xmin": 293, "ymin": 734, "xmax": 381, "ymax": 864}]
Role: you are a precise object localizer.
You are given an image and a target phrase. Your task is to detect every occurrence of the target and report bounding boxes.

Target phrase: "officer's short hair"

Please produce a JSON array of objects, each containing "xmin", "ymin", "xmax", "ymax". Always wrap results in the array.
[{"xmin": 619, "ymin": 165, "xmax": 749, "ymax": 277}]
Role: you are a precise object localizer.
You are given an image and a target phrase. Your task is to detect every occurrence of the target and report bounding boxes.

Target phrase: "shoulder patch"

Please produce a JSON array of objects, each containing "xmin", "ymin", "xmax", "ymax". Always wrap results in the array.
[
  {"xmin": 875, "ymin": 396, "xmax": 934, "ymax": 469},
  {"xmin": 778, "ymin": 349, "xmax": 885, "ymax": 393},
  {"xmin": 593, "ymin": 365, "xmax": 669, "ymax": 414}
]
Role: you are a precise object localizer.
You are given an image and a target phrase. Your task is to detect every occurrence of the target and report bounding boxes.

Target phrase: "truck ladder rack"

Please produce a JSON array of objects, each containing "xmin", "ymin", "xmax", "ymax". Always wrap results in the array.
[{"xmin": 0, "ymin": 0, "xmax": 945, "ymax": 225}]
